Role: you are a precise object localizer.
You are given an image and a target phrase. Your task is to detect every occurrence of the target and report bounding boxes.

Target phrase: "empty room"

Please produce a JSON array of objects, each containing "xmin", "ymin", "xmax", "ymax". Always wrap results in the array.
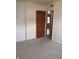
[{"xmin": 16, "ymin": 0, "xmax": 62, "ymax": 59}]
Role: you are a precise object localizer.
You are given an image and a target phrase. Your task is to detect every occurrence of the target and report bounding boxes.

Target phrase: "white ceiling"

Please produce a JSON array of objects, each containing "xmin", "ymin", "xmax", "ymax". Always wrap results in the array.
[{"xmin": 16, "ymin": 0, "xmax": 58, "ymax": 5}]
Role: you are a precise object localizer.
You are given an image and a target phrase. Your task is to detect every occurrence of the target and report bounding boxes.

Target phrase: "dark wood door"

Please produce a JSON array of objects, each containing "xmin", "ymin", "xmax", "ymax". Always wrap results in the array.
[{"xmin": 36, "ymin": 11, "xmax": 46, "ymax": 38}]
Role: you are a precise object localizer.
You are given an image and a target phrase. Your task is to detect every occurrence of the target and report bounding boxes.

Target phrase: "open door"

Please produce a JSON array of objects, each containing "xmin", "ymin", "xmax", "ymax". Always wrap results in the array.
[
  {"xmin": 36, "ymin": 11, "xmax": 46, "ymax": 38},
  {"xmin": 46, "ymin": 10, "xmax": 54, "ymax": 39}
]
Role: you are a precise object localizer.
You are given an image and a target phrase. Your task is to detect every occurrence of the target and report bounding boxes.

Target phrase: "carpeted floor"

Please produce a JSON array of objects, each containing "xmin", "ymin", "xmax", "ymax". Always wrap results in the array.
[{"xmin": 16, "ymin": 38, "xmax": 62, "ymax": 59}]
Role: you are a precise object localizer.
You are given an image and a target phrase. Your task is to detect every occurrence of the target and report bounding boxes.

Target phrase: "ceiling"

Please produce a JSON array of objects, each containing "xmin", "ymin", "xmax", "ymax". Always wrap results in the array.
[{"xmin": 16, "ymin": 0, "xmax": 57, "ymax": 5}]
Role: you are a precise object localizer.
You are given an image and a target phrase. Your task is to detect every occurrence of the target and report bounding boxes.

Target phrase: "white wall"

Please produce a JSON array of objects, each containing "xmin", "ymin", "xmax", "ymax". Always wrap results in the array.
[
  {"xmin": 25, "ymin": 2, "xmax": 47, "ymax": 40},
  {"xmin": 16, "ymin": 1, "xmax": 25, "ymax": 42},
  {"xmin": 16, "ymin": 1, "xmax": 62, "ymax": 43},
  {"xmin": 52, "ymin": 0, "xmax": 62, "ymax": 44},
  {"xmin": 16, "ymin": 1, "xmax": 47, "ymax": 41}
]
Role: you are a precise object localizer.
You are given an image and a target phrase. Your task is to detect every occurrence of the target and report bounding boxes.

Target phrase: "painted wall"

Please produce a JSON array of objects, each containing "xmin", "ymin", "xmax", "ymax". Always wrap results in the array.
[
  {"xmin": 16, "ymin": 1, "xmax": 47, "ymax": 41},
  {"xmin": 16, "ymin": 1, "xmax": 25, "ymax": 42},
  {"xmin": 16, "ymin": 0, "xmax": 62, "ymax": 43},
  {"xmin": 52, "ymin": 0, "xmax": 62, "ymax": 44},
  {"xmin": 25, "ymin": 2, "xmax": 47, "ymax": 40}
]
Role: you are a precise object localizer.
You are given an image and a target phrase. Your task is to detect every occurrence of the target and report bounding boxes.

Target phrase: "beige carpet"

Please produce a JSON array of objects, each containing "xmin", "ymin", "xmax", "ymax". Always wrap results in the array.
[{"xmin": 16, "ymin": 38, "xmax": 62, "ymax": 59}]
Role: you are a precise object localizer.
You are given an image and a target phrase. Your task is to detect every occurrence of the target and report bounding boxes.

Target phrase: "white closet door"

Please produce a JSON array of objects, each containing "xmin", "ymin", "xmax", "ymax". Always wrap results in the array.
[{"xmin": 16, "ymin": 1, "xmax": 25, "ymax": 42}]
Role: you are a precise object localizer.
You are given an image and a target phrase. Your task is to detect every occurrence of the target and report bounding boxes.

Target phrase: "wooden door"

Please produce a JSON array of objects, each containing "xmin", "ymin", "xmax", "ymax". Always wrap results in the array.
[{"xmin": 36, "ymin": 11, "xmax": 46, "ymax": 38}]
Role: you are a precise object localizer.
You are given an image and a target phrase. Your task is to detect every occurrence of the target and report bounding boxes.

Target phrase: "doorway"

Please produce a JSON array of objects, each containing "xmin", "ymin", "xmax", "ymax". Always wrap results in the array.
[
  {"xmin": 46, "ymin": 10, "xmax": 54, "ymax": 39},
  {"xmin": 36, "ymin": 10, "xmax": 53, "ymax": 39},
  {"xmin": 36, "ymin": 11, "xmax": 46, "ymax": 38}
]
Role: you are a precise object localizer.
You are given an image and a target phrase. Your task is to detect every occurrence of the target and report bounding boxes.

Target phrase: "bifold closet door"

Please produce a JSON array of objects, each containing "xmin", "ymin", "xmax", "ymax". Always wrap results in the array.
[{"xmin": 16, "ymin": 1, "xmax": 25, "ymax": 42}]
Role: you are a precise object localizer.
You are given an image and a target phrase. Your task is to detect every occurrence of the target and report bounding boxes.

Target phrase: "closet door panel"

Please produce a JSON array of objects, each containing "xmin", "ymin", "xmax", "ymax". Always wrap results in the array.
[{"xmin": 16, "ymin": 1, "xmax": 25, "ymax": 42}]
